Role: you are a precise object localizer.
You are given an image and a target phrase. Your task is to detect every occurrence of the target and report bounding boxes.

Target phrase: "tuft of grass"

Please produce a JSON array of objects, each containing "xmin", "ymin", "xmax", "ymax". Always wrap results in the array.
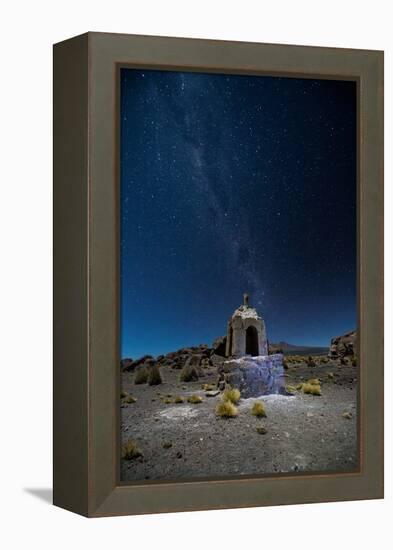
[
  {"xmin": 120, "ymin": 390, "xmax": 128, "ymax": 398},
  {"xmin": 180, "ymin": 363, "xmax": 199, "ymax": 382},
  {"xmin": 147, "ymin": 364, "xmax": 162, "ymax": 386},
  {"xmin": 307, "ymin": 355, "xmax": 316, "ymax": 368},
  {"xmin": 351, "ymin": 356, "xmax": 357, "ymax": 366},
  {"xmin": 124, "ymin": 395, "xmax": 137, "ymax": 404},
  {"xmin": 256, "ymin": 426, "xmax": 267, "ymax": 434},
  {"xmin": 222, "ymin": 387, "xmax": 241, "ymax": 404},
  {"xmin": 162, "ymin": 441, "xmax": 173, "ymax": 449},
  {"xmin": 202, "ymin": 383, "xmax": 215, "ymax": 391},
  {"xmin": 121, "ymin": 439, "xmax": 142, "ymax": 460},
  {"xmin": 302, "ymin": 383, "xmax": 321, "ymax": 396},
  {"xmin": 216, "ymin": 400, "xmax": 238, "ymax": 418},
  {"xmin": 307, "ymin": 378, "xmax": 320, "ymax": 386},
  {"xmin": 174, "ymin": 395, "xmax": 184, "ymax": 404},
  {"xmin": 285, "ymin": 385, "xmax": 296, "ymax": 394},
  {"xmin": 296, "ymin": 383, "xmax": 304, "ymax": 390},
  {"xmin": 342, "ymin": 411, "xmax": 352, "ymax": 419},
  {"xmin": 134, "ymin": 366, "xmax": 148, "ymax": 385},
  {"xmin": 187, "ymin": 395, "xmax": 203, "ymax": 404},
  {"xmin": 251, "ymin": 401, "xmax": 267, "ymax": 417},
  {"xmin": 163, "ymin": 398, "xmax": 172, "ymax": 404},
  {"xmin": 327, "ymin": 372, "xmax": 335, "ymax": 380}
]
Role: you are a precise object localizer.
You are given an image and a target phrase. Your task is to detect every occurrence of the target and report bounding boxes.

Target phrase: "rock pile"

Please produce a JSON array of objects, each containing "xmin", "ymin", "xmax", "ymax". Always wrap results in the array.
[
  {"xmin": 329, "ymin": 331, "xmax": 356, "ymax": 359},
  {"xmin": 121, "ymin": 337, "xmax": 227, "ymax": 373}
]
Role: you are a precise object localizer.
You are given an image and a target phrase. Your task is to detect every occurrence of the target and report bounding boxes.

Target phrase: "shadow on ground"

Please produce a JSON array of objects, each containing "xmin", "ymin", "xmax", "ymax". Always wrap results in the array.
[{"xmin": 24, "ymin": 488, "xmax": 52, "ymax": 504}]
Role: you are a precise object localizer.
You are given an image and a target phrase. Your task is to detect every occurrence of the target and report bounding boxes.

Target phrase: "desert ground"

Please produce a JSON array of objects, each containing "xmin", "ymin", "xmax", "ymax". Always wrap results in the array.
[{"xmin": 120, "ymin": 354, "xmax": 358, "ymax": 482}]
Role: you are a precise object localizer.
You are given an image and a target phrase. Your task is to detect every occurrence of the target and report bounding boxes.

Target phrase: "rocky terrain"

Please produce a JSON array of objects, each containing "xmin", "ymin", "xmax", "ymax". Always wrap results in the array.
[
  {"xmin": 121, "ymin": 340, "xmax": 223, "ymax": 374},
  {"xmin": 120, "ymin": 340, "xmax": 358, "ymax": 482},
  {"xmin": 329, "ymin": 330, "xmax": 357, "ymax": 359}
]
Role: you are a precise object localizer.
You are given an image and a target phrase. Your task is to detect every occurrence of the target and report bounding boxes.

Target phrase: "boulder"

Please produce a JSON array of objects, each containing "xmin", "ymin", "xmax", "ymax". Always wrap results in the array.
[
  {"xmin": 210, "ymin": 353, "xmax": 226, "ymax": 367},
  {"xmin": 212, "ymin": 336, "xmax": 227, "ymax": 357},
  {"xmin": 185, "ymin": 354, "xmax": 203, "ymax": 369},
  {"xmin": 133, "ymin": 354, "xmax": 154, "ymax": 367},
  {"xmin": 122, "ymin": 354, "xmax": 157, "ymax": 372},
  {"xmin": 205, "ymin": 390, "xmax": 220, "ymax": 397},
  {"xmin": 329, "ymin": 331, "xmax": 356, "ymax": 359},
  {"xmin": 121, "ymin": 358, "xmax": 134, "ymax": 372},
  {"xmin": 217, "ymin": 354, "xmax": 286, "ymax": 398}
]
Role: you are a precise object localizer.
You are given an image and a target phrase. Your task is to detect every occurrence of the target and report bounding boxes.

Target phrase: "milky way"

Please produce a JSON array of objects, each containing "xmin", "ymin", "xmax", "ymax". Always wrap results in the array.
[{"xmin": 120, "ymin": 69, "xmax": 356, "ymax": 358}]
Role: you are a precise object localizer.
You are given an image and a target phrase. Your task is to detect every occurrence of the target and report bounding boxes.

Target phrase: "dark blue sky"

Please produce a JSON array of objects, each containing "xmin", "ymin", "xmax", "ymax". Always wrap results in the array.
[{"xmin": 120, "ymin": 68, "xmax": 356, "ymax": 359}]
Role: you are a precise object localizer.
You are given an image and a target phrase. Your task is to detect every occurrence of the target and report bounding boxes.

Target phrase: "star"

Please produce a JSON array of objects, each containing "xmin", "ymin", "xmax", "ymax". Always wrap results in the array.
[{"xmin": 120, "ymin": 67, "xmax": 357, "ymax": 357}]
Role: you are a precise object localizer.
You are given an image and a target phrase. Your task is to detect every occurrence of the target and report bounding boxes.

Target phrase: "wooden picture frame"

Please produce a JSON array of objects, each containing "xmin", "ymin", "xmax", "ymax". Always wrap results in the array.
[{"xmin": 53, "ymin": 32, "xmax": 383, "ymax": 517}]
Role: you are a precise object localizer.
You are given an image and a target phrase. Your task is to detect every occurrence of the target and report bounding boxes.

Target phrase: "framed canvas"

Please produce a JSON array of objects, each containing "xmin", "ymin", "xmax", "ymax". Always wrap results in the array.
[{"xmin": 53, "ymin": 32, "xmax": 384, "ymax": 517}]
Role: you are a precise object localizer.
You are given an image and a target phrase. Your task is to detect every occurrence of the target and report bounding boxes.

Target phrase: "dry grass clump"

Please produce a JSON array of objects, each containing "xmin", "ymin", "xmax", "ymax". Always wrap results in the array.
[
  {"xmin": 147, "ymin": 364, "xmax": 162, "ymax": 385},
  {"xmin": 327, "ymin": 372, "xmax": 335, "ymax": 380},
  {"xmin": 216, "ymin": 400, "xmax": 238, "ymax": 418},
  {"xmin": 251, "ymin": 401, "xmax": 267, "ymax": 417},
  {"xmin": 307, "ymin": 355, "xmax": 316, "ymax": 368},
  {"xmin": 124, "ymin": 395, "xmax": 137, "ymax": 404},
  {"xmin": 163, "ymin": 397, "xmax": 172, "ymax": 404},
  {"xmin": 202, "ymin": 383, "xmax": 215, "ymax": 391},
  {"xmin": 120, "ymin": 390, "xmax": 128, "ymax": 398},
  {"xmin": 222, "ymin": 387, "xmax": 241, "ymax": 404},
  {"xmin": 187, "ymin": 395, "xmax": 203, "ymax": 404},
  {"xmin": 351, "ymin": 356, "xmax": 357, "ymax": 366},
  {"xmin": 302, "ymin": 383, "xmax": 321, "ymax": 396},
  {"xmin": 342, "ymin": 411, "xmax": 353, "ymax": 419},
  {"xmin": 285, "ymin": 385, "xmax": 296, "ymax": 394},
  {"xmin": 121, "ymin": 439, "xmax": 142, "ymax": 460},
  {"xmin": 134, "ymin": 366, "xmax": 148, "ymax": 384},
  {"xmin": 307, "ymin": 378, "xmax": 320, "ymax": 386},
  {"xmin": 174, "ymin": 395, "xmax": 184, "ymax": 404},
  {"xmin": 180, "ymin": 363, "xmax": 199, "ymax": 382},
  {"xmin": 162, "ymin": 441, "xmax": 173, "ymax": 449}
]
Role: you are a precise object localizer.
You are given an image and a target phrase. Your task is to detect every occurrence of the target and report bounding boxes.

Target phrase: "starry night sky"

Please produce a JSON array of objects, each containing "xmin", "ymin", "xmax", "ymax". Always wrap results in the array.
[{"xmin": 120, "ymin": 68, "xmax": 356, "ymax": 359}]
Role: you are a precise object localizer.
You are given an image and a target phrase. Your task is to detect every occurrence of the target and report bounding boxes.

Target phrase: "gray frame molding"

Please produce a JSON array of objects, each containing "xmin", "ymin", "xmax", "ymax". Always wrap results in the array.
[{"xmin": 53, "ymin": 32, "xmax": 383, "ymax": 517}]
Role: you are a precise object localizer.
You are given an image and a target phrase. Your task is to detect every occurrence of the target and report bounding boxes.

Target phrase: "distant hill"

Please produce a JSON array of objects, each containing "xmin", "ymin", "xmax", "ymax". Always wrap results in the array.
[{"xmin": 269, "ymin": 341, "xmax": 329, "ymax": 356}]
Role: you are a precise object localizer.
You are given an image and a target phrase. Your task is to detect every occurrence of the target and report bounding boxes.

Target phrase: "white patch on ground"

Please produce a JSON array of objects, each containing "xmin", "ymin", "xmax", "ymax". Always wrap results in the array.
[
  {"xmin": 238, "ymin": 393, "xmax": 296, "ymax": 411},
  {"xmin": 158, "ymin": 405, "xmax": 199, "ymax": 420},
  {"xmin": 261, "ymin": 393, "xmax": 295, "ymax": 402}
]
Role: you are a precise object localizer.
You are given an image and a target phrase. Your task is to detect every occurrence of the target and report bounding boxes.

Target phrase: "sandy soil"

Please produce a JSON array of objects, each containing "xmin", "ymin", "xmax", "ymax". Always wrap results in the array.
[{"xmin": 120, "ymin": 359, "xmax": 358, "ymax": 482}]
